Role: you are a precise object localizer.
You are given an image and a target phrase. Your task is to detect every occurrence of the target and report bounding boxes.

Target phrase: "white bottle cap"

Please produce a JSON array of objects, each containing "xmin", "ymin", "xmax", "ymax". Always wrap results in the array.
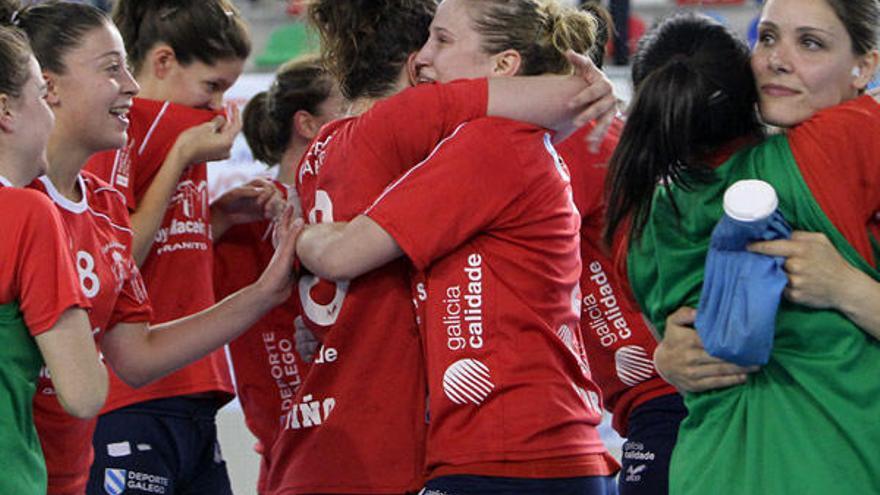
[{"xmin": 723, "ymin": 179, "xmax": 778, "ymax": 222}]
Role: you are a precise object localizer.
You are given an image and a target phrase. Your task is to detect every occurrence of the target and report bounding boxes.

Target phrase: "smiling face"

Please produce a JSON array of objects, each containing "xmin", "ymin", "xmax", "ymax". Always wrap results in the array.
[
  {"xmin": 751, "ymin": 0, "xmax": 864, "ymax": 127},
  {"xmin": 48, "ymin": 22, "xmax": 139, "ymax": 153},
  {"xmin": 413, "ymin": 0, "xmax": 501, "ymax": 83}
]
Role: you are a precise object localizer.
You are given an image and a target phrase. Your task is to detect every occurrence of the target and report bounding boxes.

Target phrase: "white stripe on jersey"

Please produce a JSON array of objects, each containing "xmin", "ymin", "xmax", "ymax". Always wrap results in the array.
[
  {"xmin": 138, "ymin": 101, "xmax": 171, "ymax": 156},
  {"xmin": 109, "ymin": 148, "xmax": 123, "ymax": 189},
  {"xmin": 91, "ymin": 184, "xmax": 128, "ymax": 204},
  {"xmin": 87, "ymin": 207, "xmax": 134, "ymax": 235},
  {"xmin": 40, "ymin": 174, "xmax": 134, "ymax": 235},
  {"xmin": 366, "ymin": 122, "xmax": 468, "ymax": 213}
]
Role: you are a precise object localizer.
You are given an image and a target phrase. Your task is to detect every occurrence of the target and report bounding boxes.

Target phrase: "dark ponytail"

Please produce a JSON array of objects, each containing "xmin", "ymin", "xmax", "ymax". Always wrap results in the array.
[
  {"xmin": 604, "ymin": 13, "xmax": 763, "ymax": 245},
  {"xmin": 242, "ymin": 92, "xmax": 279, "ymax": 165},
  {"xmin": 0, "ymin": 0, "xmax": 109, "ymax": 75},
  {"xmin": 113, "ymin": 0, "xmax": 251, "ymax": 74},
  {"xmin": 242, "ymin": 56, "xmax": 335, "ymax": 165}
]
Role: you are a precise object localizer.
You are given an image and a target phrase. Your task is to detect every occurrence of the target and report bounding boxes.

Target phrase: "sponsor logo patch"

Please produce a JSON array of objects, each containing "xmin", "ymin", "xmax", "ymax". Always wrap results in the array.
[
  {"xmin": 615, "ymin": 345, "xmax": 654, "ymax": 386},
  {"xmin": 104, "ymin": 468, "xmax": 126, "ymax": 495},
  {"xmin": 107, "ymin": 441, "xmax": 131, "ymax": 458},
  {"xmin": 442, "ymin": 359, "xmax": 494, "ymax": 406}
]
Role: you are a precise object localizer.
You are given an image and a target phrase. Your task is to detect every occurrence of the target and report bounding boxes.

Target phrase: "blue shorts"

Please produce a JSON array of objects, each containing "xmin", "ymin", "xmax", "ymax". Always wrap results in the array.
[
  {"xmin": 618, "ymin": 394, "xmax": 687, "ymax": 495},
  {"xmin": 86, "ymin": 397, "xmax": 232, "ymax": 495},
  {"xmin": 423, "ymin": 474, "xmax": 619, "ymax": 495}
]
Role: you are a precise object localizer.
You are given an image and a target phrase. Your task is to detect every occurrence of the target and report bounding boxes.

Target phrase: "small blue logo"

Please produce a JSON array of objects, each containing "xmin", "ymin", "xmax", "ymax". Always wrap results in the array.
[{"xmin": 104, "ymin": 468, "xmax": 126, "ymax": 495}]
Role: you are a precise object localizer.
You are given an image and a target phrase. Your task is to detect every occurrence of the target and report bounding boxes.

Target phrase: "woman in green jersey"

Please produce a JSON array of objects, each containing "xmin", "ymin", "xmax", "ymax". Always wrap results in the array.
[{"xmin": 604, "ymin": 1, "xmax": 880, "ymax": 493}]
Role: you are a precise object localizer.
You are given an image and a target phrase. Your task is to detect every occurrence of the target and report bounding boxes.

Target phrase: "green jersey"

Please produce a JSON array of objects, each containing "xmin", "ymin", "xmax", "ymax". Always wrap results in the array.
[
  {"xmin": 628, "ymin": 127, "xmax": 880, "ymax": 494},
  {"xmin": 0, "ymin": 301, "xmax": 47, "ymax": 494}
]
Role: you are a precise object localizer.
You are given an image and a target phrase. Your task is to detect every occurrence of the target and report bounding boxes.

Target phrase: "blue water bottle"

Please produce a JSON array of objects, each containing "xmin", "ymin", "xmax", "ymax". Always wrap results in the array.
[{"xmin": 695, "ymin": 180, "xmax": 792, "ymax": 366}]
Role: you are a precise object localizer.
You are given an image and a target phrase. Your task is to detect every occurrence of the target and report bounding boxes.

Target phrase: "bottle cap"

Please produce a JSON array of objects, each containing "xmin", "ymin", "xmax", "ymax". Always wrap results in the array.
[{"xmin": 723, "ymin": 179, "xmax": 778, "ymax": 222}]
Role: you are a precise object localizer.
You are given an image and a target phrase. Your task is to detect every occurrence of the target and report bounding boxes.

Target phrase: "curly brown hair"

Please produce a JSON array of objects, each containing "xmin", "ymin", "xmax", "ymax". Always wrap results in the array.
[{"xmin": 308, "ymin": 0, "xmax": 437, "ymax": 100}]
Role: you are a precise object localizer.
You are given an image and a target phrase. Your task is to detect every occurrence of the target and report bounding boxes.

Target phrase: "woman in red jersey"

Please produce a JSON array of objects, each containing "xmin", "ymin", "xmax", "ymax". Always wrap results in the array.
[
  {"xmin": 291, "ymin": 1, "xmax": 623, "ymax": 493},
  {"xmin": 214, "ymin": 55, "xmax": 345, "ymax": 495},
  {"xmin": 0, "ymin": 3, "xmax": 302, "ymax": 494},
  {"xmin": 0, "ymin": 23, "xmax": 106, "ymax": 495},
  {"xmin": 80, "ymin": 1, "xmax": 283, "ymax": 493},
  {"xmin": 411, "ymin": 2, "xmax": 684, "ymax": 493},
  {"xmin": 264, "ymin": 1, "xmax": 619, "ymax": 494}
]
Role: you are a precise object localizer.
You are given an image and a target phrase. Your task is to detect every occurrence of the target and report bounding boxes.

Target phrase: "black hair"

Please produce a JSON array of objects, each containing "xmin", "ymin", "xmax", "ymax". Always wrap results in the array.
[{"xmin": 604, "ymin": 13, "xmax": 763, "ymax": 245}]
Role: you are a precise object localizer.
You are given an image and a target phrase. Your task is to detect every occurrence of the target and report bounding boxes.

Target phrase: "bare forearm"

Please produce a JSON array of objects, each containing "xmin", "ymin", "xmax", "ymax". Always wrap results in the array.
[
  {"xmin": 296, "ymin": 222, "xmax": 350, "ymax": 280},
  {"xmin": 35, "ymin": 309, "xmax": 108, "ymax": 418},
  {"xmin": 833, "ymin": 268, "xmax": 880, "ymax": 339},
  {"xmin": 108, "ymin": 284, "xmax": 277, "ymax": 387},
  {"xmin": 487, "ymin": 75, "xmax": 588, "ymax": 133},
  {"xmin": 296, "ymin": 216, "xmax": 402, "ymax": 281},
  {"xmin": 130, "ymin": 145, "xmax": 190, "ymax": 264}
]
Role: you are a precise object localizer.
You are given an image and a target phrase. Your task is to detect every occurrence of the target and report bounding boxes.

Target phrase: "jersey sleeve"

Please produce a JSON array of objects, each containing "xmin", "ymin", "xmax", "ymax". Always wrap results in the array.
[
  {"xmin": 788, "ymin": 95, "xmax": 880, "ymax": 244},
  {"xmin": 15, "ymin": 192, "xmax": 89, "ymax": 335},
  {"xmin": 365, "ymin": 119, "xmax": 527, "ymax": 270},
  {"xmin": 353, "ymin": 78, "xmax": 489, "ymax": 175}
]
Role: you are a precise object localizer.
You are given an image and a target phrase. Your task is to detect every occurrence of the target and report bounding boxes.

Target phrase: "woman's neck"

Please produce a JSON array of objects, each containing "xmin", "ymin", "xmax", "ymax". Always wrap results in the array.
[
  {"xmin": 46, "ymin": 135, "xmax": 88, "ymax": 202},
  {"xmin": 276, "ymin": 136, "xmax": 313, "ymax": 185},
  {"xmin": 0, "ymin": 155, "xmax": 34, "ymax": 187},
  {"xmin": 134, "ymin": 72, "xmax": 166, "ymax": 102},
  {"xmin": 347, "ymin": 97, "xmax": 380, "ymax": 117}
]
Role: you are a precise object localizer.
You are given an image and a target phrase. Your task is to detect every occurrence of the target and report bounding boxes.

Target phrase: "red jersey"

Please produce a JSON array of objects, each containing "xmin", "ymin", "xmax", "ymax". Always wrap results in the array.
[
  {"xmin": 555, "ymin": 122, "xmax": 677, "ymax": 436},
  {"xmin": 266, "ymin": 79, "xmax": 488, "ymax": 494},
  {"xmin": 788, "ymin": 95, "xmax": 880, "ymax": 265},
  {"xmin": 214, "ymin": 183, "xmax": 309, "ymax": 494},
  {"xmin": 0, "ymin": 180, "xmax": 88, "ymax": 333},
  {"xmin": 85, "ymin": 97, "xmax": 234, "ymax": 412},
  {"xmin": 30, "ymin": 172, "xmax": 152, "ymax": 495},
  {"xmin": 366, "ymin": 118, "xmax": 617, "ymax": 480}
]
